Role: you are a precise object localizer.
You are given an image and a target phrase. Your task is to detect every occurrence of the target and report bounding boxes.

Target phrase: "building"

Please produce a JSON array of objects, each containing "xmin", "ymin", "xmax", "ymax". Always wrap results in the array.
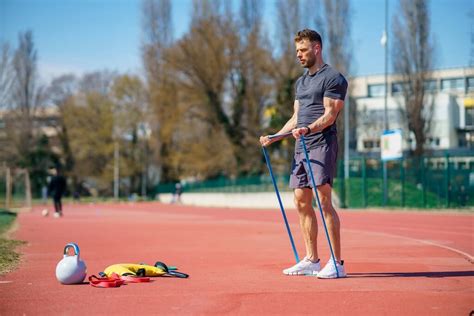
[
  {"xmin": 0, "ymin": 106, "xmax": 61, "ymax": 161},
  {"xmin": 350, "ymin": 66, "xmax": 474, "ymax": 154}
]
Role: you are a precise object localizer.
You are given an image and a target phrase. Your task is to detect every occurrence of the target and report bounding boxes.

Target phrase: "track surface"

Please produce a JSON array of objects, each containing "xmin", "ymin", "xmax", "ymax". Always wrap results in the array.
[{"xmin": 0, "ymin": 202, "xmax": 472, "ymax": 315}]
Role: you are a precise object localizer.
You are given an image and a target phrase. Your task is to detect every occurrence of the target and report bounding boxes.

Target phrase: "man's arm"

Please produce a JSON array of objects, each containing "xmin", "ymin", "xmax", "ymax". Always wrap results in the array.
[
  {"xmin": 293, "ymin": 97, "xmax": 344, "ymax": 137},
  {"xmin": 260, "ymin": 100, "xmax": 299, "ymax": 146}
]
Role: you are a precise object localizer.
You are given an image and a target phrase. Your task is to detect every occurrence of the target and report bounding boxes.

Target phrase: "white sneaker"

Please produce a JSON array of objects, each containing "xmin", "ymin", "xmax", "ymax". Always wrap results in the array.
[
  {"xmin": 283, "ymin": 258, "xmax": 321, "ymax": 276},
  {"xmin": 317, "ymin": 259, "xmax": 346, "ymax": 279}
]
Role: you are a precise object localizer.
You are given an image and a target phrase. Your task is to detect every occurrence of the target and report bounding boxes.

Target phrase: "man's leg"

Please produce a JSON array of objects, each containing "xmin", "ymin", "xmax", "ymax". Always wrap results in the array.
[
  {"xmin": 294, "ymin": 188, "xmax": 319, "ymax": 261},
  {"xmin": 53, "ymin": 197, "xmax": 59, "ymax": 213},
  {"xmin": 53, "ymin": 196, "xmax": 62, "ymax": 217},
  {"xmin": 315, "ymin": 183, "xmax": 341, "ymax": 261},
  {"xmin": 315, "ymin": 183, "xmax": 346, "ymax": 278},
  {"xmin": 57, "ymin": 196, "xmax": 62, "ymax": 213},
  {"xmin": 282, "ymin": 187, "xmax": 321, "ymax": 275}
]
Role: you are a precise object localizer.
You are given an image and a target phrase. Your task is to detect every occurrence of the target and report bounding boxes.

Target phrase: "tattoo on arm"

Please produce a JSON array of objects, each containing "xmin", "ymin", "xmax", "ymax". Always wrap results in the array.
[{"xmin": 308, "ymin": 98, "xmax": 344, "ymax": 133}]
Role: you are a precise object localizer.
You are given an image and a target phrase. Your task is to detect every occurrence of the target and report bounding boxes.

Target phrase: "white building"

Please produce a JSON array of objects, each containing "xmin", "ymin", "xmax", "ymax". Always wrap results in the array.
[{"xmin": 351, "ymin": 67, "xmax": 474, "ymax": 154}]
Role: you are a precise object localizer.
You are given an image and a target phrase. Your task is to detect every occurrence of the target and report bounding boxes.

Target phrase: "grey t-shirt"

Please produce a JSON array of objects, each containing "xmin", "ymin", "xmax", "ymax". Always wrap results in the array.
[{"xmin": 295, "ymin": 64, "xmax": 348, "ymax": 153}]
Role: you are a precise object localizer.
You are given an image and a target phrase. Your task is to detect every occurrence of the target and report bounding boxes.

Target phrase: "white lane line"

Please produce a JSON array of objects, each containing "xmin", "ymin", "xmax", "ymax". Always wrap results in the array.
[{"xmin": 344, "ymin": 229, "xmax": 474, "ymax": 263}]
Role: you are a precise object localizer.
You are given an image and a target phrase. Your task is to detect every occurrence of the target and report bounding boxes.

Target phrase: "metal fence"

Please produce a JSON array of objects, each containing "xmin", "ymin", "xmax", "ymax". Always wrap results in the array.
[
  {"xmin": 155, "ymin": 154, "xmax": 473, "ymax": 209},
  {"xmin": 336, "ymin": 155, "xmax": 473, "ymax": 208}
]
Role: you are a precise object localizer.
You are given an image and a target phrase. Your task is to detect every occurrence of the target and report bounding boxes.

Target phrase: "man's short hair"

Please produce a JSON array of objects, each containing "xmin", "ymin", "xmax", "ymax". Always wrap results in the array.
[{"xmin": 294, "ymin": 29, "xmax": 323, "ymax": 47}]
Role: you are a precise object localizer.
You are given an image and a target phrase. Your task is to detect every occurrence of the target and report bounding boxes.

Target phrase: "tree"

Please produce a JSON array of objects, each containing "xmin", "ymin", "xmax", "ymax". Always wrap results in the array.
[
  {"xmin": 231, "ymin": 0, "xmax": 273, "ymax": 174},
  {"xmin": 164, "ymin": 3, "xmax": 239, "ymax": 178},
  {"xmin": 392, "ymin": 0, "xmax": 435, "ymax": 157},
  {"xmin": 63, "ymin": 91, "xmax": 115, "ymax": 194},
  {"xmin": 316, "ymin": 0, "xmax": 355, "ymax": 165},
  {"xmin": 141, "ymin": 0, "xmax": 178, "ymax": 182},
  {"xmin": 49, "ymin": 71, "xmax": 117, "ymax": 195},
  {"xmin": 46, "ymin": 74, "xmax": 78, "ymax": 187},
  {"xmin": 0, "ymin": 42, "xmax": 13, "ymax": 108},
  {"xmin": 111, "ymin": 75, "xmax": 151, "ymax": 194},
  {"xmin": 4, "ymin": 31, "xmax": 46, "ymax": 172},
  {"xmin": 266, "ymin": 0, "xmax": 309, "ymax": 168}
]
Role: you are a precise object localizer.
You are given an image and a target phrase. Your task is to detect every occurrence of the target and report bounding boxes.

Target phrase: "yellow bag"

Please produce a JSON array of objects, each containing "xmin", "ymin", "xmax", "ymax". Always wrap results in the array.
[{"xmin": 103, "ymin": 262, "xmax": 188, "ymax": 278}]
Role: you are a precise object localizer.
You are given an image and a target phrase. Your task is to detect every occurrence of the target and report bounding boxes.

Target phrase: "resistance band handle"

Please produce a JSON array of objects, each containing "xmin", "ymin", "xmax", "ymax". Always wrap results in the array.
[{"xmin": 267, "ymin": 131, "xmax": 293, "ymax": 140}]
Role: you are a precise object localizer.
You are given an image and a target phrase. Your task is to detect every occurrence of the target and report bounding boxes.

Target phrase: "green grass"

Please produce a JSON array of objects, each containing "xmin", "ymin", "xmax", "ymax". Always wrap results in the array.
[{"xmin": 0, "ymin": 209, "xmax": 25, "ymax": 275}]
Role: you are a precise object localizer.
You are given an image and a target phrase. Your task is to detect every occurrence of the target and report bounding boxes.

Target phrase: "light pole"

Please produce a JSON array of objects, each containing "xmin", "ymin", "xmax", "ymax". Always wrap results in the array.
[
  {"xmin": 140, "ymin": 123, "xmax": 152, "ymax": 198},
  {"xmin": 114, "ymin": 141, "xmax": 119, "ymax": 199},
  {"xmin": 381, "ymin": 0, "xmax": 389, "ymax": 206}
]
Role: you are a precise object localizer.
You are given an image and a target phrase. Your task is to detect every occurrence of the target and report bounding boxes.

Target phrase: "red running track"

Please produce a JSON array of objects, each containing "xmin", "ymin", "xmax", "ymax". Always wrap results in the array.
[{"xmin": 0, "ymin": 202, "xmax": 472, "ymax": 315}]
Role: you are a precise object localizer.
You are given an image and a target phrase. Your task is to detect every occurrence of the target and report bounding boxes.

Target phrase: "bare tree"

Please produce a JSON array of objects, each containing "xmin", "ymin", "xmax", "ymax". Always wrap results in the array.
[
  {"xmin": 141, "ymin": 0, "xmax": 172, "ymax": 79},
  {"xmin": 266, "ymin": 0, "xmax": 312, "ymax": 167},
  {"xmin": 317, "ymin": 0, "xmax": 351, "ymax": 75},
  {"xmin": 5, "ymin": 31, "xmax": 44, "ymax": 167},
  {"xmin": 231, "ymin": 0, "xmax": 273, "ymax": 174},
  {"xmin": 316, "ymin": 0, "xmax": 354, "ymax": 163},
  {"xmin": 0, "ymin": 42, "xmax": 13, "ymax": 108},
  {"xmin": 275, "ymin": 0, "xmax": 309, "ymax": 77},
  {"xmin": 79, "ymin": 70, "xmax": 116, "ymax": 96},
  {"xmin": 111, "ymin": 75, "xmax": 150, "ymax": 194},
  {"xmin": 141, "ymin": 0, "xmax": 177, "ymax": 182},
  {"xmin": 392, "ymin": 0, "xmax": 434, "ymax": 157},
  {"xmin": 45, "ymin": 74, "xmax": 78, "ymax": 186}
]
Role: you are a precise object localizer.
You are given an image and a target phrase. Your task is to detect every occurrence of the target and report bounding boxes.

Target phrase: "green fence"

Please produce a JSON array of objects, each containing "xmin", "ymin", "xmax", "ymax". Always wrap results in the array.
[
  {"xmin": 155, "ymin": 154, "xmax": 474, "ymax": 209},
  {"xmin": 155, "ymin": 174, "xmax": 290, "ymax": 194},
  {"xmin": 336, "ymin": 155, "xmax": 473, "ymax": 208}
]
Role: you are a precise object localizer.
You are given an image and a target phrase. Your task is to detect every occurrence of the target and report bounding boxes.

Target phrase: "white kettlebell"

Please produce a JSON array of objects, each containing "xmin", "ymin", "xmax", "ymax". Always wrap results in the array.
[{"xmin": 55, "ymin": 243, "xmax": 87, "ymax": 284}]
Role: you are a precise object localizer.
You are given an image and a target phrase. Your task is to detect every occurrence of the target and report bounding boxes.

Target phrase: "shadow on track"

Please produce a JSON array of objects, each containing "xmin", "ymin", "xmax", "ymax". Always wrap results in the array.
[{"xmin": 349, "ymin": 270, "xmax": 474, "ymax": 278}]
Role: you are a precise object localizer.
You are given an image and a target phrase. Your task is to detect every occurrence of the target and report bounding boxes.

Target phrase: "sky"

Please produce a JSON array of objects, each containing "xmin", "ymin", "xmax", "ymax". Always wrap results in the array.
[{"xmin": 0, "ymin": 0, "xmax": 472, "ymax": 84}]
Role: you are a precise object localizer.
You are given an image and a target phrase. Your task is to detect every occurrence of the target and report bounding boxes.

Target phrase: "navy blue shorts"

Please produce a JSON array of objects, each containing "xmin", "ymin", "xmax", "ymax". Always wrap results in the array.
[{"xmin": 289, "ymin": 143, "xmax": 338, "ymax": 188}]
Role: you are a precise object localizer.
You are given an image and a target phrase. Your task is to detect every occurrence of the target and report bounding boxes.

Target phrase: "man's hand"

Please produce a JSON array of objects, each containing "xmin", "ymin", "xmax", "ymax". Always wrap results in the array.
[
  {"xmin": 292, "ymin": 126, "xmax": 310, "ymax": 139},
  {"xmin": 259, "ymin": 135, "xmax": 274, "ymax": 147}
]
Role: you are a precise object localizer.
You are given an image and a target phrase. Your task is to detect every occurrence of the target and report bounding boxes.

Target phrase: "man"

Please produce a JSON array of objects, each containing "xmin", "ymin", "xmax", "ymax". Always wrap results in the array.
[
  {"xmin": 47, "ymin": 167, "xmax": 67, "ymax": 217},
  {"xmin": 171, "ymin": 182, "xmax": 183, "ymax": 204},
  {"xmin": 260, "ymin": 29, "xmax": 348, "ymax": 279}
]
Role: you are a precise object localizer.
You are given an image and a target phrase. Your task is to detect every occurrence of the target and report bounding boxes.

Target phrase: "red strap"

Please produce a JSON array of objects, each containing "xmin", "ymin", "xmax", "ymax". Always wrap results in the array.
[
  {"xmin": 89, "ymin": 273, "xmax": 150, "ymax": 288},
  {"xmin": 88, "ymin": 275, "xmax": 124, "ymax": 288}
]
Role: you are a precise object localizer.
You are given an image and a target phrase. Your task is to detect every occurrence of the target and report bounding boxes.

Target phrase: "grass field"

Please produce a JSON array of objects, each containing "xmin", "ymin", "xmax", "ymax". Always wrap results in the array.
[{"xmin": 0, "ymin": 209, "xmax": 24, "ymax": 275}]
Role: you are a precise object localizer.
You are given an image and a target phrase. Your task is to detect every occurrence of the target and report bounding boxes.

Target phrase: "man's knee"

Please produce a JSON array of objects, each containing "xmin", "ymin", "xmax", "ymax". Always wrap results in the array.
[
  {"xmin": 294, "ymin": 188, "xmax": 312, "ymax": 211},
  {"xmin": 316, "ymin": 184, "xmax": 334, "ymax": 213},
  {"xmin": 319, "ymin": 194, "xmax": 332, "ymax": 209},
  {"xmin": 294, "ymin": 197, "xmax": 311, "ymax": 211}
]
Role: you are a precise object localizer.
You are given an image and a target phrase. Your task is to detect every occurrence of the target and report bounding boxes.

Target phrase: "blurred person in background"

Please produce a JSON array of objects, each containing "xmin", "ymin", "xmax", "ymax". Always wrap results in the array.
[
  {"xmin": 171, "ymin": 183, "xmax": 183, "ymax": 204},
  {"xmin": 47, "ymin": 167, "xmax": 67, "ymax": 218}
]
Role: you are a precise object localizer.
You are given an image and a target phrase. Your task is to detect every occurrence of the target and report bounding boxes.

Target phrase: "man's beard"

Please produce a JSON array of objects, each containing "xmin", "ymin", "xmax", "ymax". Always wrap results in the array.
[{"xmin": 303, "ymin": 56, "xmax": 315, "ymax": 68}]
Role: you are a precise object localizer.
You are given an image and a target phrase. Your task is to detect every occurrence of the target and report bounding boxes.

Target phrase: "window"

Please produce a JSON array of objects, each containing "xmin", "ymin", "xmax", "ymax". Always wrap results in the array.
[
  {"xmin": 441, "ymin": 78, "xmax": 464, "ymax": 92},
  {"xmin": 466, "ymin": 107, "xmax": 474, "ymax": 127},
  {"xmin": 426, "ymin": 137, "xmax": 440, "ymax": 147},
  {"xmin": 363, "ymin": 140, "xmax": 374, "ymax": 149},
  {"xmin": 423, "ymin": 79, "xmax": 437, "ymax": 91},
  {"xmin": 391, "ymin": 82, "xmax": 407, "ymax": 95},
  {"xmin": 363, "ymin": 139, "xmax": 380, "ymax": 149},
  {"xmin": 467, "ymin": 77, "xmax": 474, "ymax": 92},
  {"xmin": 368, "ymin": 84, "xmax": 385, "ymax": 97}
]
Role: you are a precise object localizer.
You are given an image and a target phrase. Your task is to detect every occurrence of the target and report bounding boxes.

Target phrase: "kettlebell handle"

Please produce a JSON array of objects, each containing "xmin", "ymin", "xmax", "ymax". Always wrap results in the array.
[{"xmin": 63, "ymin": 242, "xmax": 80, "ymax": 258}]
